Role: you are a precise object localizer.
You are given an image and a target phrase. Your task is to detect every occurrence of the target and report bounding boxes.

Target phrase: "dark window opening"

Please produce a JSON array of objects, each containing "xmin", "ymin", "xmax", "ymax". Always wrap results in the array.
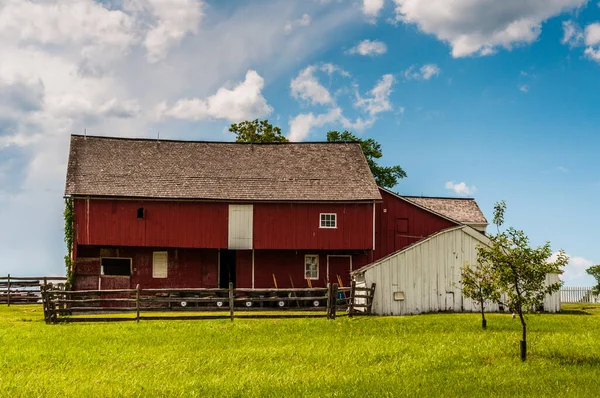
[
  {"xmin": 219, "ymin": 250, "xmax": 236, "ymax": 288},
  {"xmin": 102, "ymin": 258, "xmax": 131, "ymax": 276},
  {"xmin": 137, "ymin": 208, "xmax": 145, "ymax": 219}
]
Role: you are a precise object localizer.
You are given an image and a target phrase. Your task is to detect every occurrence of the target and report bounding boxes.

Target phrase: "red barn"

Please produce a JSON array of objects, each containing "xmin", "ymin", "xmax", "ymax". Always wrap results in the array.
[{"xmin": 65, "ymin": 135, "xmax": 487, "ymax": 291}]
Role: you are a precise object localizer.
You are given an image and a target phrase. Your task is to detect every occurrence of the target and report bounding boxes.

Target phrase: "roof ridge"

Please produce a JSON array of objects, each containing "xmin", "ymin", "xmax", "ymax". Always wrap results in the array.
[{"xmin": 71, "ymin": 134, "xmax": 358, "ymax": 145}]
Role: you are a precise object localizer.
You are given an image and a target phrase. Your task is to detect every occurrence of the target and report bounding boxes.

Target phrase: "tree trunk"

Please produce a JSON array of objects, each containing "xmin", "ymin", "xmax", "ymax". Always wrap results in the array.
[
  {"xmin": 480, "ymin": 301, "xmax": 486, "ymax": 329},
  {"xmin": 518, "ymin": 311, "xmax": 527, "ymax": 361}
]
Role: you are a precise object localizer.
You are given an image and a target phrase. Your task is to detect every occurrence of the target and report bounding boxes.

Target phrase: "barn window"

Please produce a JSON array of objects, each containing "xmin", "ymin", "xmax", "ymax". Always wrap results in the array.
[
  {"xmin": 153, "ymin": 252, "xmax": 168, "ymax": 278},
  {"xmin": 304, "ymin": 255, "xmax": 319, "ymax": 280},
  {"xmin": 319, "ymin": 213, "xmax": 337, "ymax": 228},
  {"xmin": 137, "ymin": 208, "xmax": 145, "ymax": 219},
  {"xmin": 101, "ymin": 258, "xmax": 131, "ymax": 276}
]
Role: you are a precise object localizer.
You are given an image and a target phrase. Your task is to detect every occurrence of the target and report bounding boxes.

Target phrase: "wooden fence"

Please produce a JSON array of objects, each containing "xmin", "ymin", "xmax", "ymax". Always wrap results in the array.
[
  {"xmin": 560, "ymin": 286, "xmax": 599, "ymax": 304},
  {"xmin": 0, "ymin": 275, "xmax": 67, "ymax": 306},
  {"xmin": 41, "ymin": 282, "xmax": 377, "ymax": 323}
]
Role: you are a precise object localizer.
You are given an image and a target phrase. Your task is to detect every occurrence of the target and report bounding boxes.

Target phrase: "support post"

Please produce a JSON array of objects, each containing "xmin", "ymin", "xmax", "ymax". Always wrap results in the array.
[
  {"xmin": 41, "ymin": 283, "xmax": 48, "ymax": 323},
  {"xmin": 348, "ymin": 280, "xmax": 356, "ymax": 318},
  {"xmin": 331, "ymin": 283, "xmax": 338, "ymax": 320},
  {"xmin": 326, "ymin": 283, "xmax": 331, "ymax": 319},
  {"xmin": 136, "ymin": 284, "xmax": 140, "ymax": 323},
  {"xmin": 229, "ymin": 282, "xmax": 234, "ymax": 322},
  {"xmin": 7, "ymin": 274, "xmax": 10, "ymax": 307}
]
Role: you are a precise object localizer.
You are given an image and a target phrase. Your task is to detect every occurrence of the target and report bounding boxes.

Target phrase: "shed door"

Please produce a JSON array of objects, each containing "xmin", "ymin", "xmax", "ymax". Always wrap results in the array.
[{"xmin": 228, "ymin": 205, "xmax": 253, "ymax": 250}]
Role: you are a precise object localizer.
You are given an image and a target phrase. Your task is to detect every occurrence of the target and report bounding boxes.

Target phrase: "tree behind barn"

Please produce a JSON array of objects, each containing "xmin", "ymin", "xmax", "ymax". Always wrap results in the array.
[
  {"xmin": 229, "ymin": 119, "xmax": 289, "ymax": 143},
  {"xmin": 479, "ymin": 200, "xmax": 568, "ymax": 361},
  {"xmin": 326, "ymin": 130, "xmax": 406, "ymax": 189}
]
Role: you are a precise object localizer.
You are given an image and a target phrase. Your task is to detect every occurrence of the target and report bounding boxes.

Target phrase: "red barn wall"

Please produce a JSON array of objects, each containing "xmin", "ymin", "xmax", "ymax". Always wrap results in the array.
[
  {"xmin": 253, "ymin": 203, "xmax": 374, "ymax": 250},
  {"xmin": 375, "ymin": 190, "xmax": 457, "ymax": 260},
  {"xmin": 237, "ymin": 250, "xmax": 371, "ymax": 289},
  {"xmin": 74, "ymin": 246, "xmax": 218, "ymax": 289},
  {"xmin": 74, "ymin": 199, "xmax": 228, "ymax": 249}
]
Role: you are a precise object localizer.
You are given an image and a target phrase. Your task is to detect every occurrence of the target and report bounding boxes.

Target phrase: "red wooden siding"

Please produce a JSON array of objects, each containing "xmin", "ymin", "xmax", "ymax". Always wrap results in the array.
[
  {"xmin": 374, "ymin": 190, "xmax": 458, "ymax": 260},
  {"xmin": 253, "ymin": 203, "xmax": 374, "ymax": 250},
  {"xmin": 74, "ymin": 199, "xmax": 228, "ymax": 249},
  {"xmin": 74, "ymin": 246, "xmax": 218, "ymax": 289}
]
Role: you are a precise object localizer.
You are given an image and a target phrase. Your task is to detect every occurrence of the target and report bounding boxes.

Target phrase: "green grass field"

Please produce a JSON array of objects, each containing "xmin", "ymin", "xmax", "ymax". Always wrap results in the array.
[{"xmin": 1, "ymin": 305, "xmax": 599, "ymax": 397}]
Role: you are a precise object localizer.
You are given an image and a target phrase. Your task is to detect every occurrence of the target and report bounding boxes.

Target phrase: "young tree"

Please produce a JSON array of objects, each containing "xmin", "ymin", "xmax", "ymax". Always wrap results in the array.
[
  {"xmin": 229, "ymin": 119, "xmax": 289, "ymax": 143},
  {"xmin": 460, "ymin": 260, "xmax": 500, "ymax": 329},
  {"xmin": 326, "ymin": 130, "xmax": 406, "ymax": 189},
  {"xmin": 586, "ymin": 265, "xmax": 600, "ymax": 295},
  {"xmin": 480, "ymin": 200, "xmax": 568, "ymax": 361}
]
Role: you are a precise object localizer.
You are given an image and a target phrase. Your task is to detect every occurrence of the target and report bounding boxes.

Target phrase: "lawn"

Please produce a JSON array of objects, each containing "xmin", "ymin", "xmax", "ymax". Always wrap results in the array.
[{"xmin": 1, "ymin": 304, "xmax": 599, "ymax": 397}]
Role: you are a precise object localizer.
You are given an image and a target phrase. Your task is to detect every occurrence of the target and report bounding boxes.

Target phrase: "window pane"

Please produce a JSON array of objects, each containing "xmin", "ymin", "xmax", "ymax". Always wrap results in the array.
[{"xmin": 102, "ymin": 258, "xmax": 131, "ymax": 276}]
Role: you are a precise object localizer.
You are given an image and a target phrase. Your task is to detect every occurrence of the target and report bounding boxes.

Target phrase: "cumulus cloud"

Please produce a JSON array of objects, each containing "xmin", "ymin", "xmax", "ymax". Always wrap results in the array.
[
  {"xmin": 0, "ymin": 77, "xmax": 45, "ymax": 114},
  {"xmin": 550, "ymin": 251, "xmax": 596, "ymax": 286},
  {"xmin": 362, "ymin": 0, "xmax": 385, "ymax": 18},
  {"xmin": 285, "ymin": 13, "xmax": 312, "ymax": 32},
  {"xmin": 404, "ymin": 64, "xmax": 441, "ymax": 80},
  {"xmin": 445, "ymin": 181, "xmax": 477, "ymax": 196},
  {"xmin": 142, "ymin": 0, "xmax": 205, "ymax": 63},
  {"xmin": 347, "ymin": 39, "xmax": 388, "ymax": 56},
  {"xmin": 562, "ymin": 20, "xmax": 584, "ymax": 46},
  {"xmin": 393, "ymin": 0, "xmax": 587, "ymax": 57},
  {"xmin": 160, "ymin": 70, "xmax": 272, "ymax": 122},
  {"xmin": 355, "ymin": 74, "xmax": 395, "ymax": 116},
  {"xmin": 290, "ymin": 66, "xmax": 334, "ymax": 105},
  {"xmin": 288, "ymin": 107, "xmax": 342, "ymax": 142}
]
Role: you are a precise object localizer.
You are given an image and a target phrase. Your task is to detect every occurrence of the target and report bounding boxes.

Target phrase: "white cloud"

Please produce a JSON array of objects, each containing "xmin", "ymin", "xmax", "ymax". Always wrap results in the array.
[
  {"xmin": 347, "ymin": 39, "xmax": 388, "ymax": 56},
  {"xmin": 404, "ymin": 64, "xmax": 441, "ymax": 80},
  {"xmin": 393, "ymin": 0, "xmax": 587, "ymax": 57},
  {"xmin": 362, "ymin": 0, "xmax": 385, "ymax": 18},
  {"xmin": 160, "ymin": 70, "xmax": 272, "ymax": 122},
  {"xmin": 519, "ymin": 84, "xmax": 529, "ymax": 93},
  {"xmin": 445, "ymin": 181, "xmax": 477, "ymax": 196},
  {"xmin": 355, "ymin": 74, "xmax": 395, "ymax": 116},
  {"xmin": 551, "ymin": 251, "xmax": 596, "ymax": 286},
  {"xmin": 290, "ymin": 66, "xmax": 334, "ymax": 105},
  {"xmin": 288, "ymin": 107, "xmax": 342, "ymax": 141},
  {"xmin": 285, "ymin": 13, "xmax": 312, "ymax": 32},
  {"xmin": 562, "ymin": 20, "xmax": 584, "ymax": 46},
  {"xmin": 142, "ymin": 0, "xmax": 205, "ymax": 63},
  {"xmin": 583, "ymin": 23, "xmax": 600, "ymax": 62}
]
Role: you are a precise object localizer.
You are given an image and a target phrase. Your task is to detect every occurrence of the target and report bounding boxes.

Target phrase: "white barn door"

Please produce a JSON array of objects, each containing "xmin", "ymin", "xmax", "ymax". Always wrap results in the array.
[{"xmin": 228, "ymin": 205, "xmax": 253, "ymax": 250}]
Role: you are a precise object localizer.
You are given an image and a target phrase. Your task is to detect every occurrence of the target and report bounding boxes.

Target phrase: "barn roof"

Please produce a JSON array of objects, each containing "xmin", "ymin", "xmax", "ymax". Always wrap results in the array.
[
  {"xmin": 352, "ymin": 225, "xmax": 491, "ymax": 275},
  {"xmin": 403, "ymin": 196, "xmax": 488, "ymax": 225},
  {"xmin": 65, "ymin": 135, "xmax": 382, "ymax": 202}
]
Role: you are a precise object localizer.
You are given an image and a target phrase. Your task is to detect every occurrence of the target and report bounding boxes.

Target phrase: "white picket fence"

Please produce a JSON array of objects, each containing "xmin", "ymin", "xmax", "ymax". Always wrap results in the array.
[{"xmin": 560, "ymin": 287, "xmax": 600, "ymax": 303}]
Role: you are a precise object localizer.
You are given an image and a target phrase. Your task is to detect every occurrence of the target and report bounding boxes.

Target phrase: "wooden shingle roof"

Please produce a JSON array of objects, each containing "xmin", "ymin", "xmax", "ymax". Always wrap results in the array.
[
  {"xmin": 65, "ymin": 135, "xmax": 382, "ymax": 202},
  {"xmin": 403, "ymin": 196, "xmax": 488, "ymax": 225}
]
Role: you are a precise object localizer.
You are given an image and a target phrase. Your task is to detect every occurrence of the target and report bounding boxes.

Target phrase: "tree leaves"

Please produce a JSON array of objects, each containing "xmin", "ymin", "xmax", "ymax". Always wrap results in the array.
[{"xmin": 229, "ymin": 119, "xmax": 289, "ymax": 143}]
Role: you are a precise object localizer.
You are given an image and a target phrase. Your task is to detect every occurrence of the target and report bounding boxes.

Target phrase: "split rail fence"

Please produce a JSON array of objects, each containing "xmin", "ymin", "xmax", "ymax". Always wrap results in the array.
[
  {"xmin": 41, "ymin": 281, "xmax": 376, "ymax": 323},
  {"xmin": 0, "ymin": 275, "xmax": 67, "ymax": 305},
  {"xmin": 560, "ymin": 286, "xmax": 599, "ymax": 304}
]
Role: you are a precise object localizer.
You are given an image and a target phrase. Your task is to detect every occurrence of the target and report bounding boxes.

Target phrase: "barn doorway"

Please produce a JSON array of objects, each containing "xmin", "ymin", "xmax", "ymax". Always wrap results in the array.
[{"xmin": 219, "ymin": 250, "xmax": 236, "ymax": 288}]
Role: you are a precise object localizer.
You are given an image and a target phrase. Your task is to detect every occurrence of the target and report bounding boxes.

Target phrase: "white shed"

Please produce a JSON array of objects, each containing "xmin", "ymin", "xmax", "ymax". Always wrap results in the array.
[{"xmin": 352, "ymin": 225, "xmax": 561, "ymax": 315}]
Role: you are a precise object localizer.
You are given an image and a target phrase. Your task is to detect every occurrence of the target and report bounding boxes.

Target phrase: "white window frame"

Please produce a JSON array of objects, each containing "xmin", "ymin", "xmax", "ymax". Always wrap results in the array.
[
  {"xmin": 304, "ymin": 254, "xmax": 319, "ymax": 280},
  {"xmin": 152, "ymin": 251, "xmax": 168, "ymax": 279},
  {"xmin": 319, "ymin": 213, "xmax": 337, "ymax": 229}
]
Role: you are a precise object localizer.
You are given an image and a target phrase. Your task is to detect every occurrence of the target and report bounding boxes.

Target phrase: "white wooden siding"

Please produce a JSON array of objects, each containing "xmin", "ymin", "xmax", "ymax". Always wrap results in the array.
[
  {"xmin": 152, "ymin": 251, "xmax": 168, "ymax": 278},
  {"xmin": 228, "ymin": 204, "xmax": 253, "ymax": 250},
  {"xmin": 357, "ymin": 226, "xmax": 561, "ymax": 316}
]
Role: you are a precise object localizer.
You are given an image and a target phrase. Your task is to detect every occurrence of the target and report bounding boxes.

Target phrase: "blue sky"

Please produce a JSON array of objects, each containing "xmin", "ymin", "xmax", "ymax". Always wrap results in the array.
[{"xmin": 0, "ymin": 0, "xmax": 599, "ymax": 285}]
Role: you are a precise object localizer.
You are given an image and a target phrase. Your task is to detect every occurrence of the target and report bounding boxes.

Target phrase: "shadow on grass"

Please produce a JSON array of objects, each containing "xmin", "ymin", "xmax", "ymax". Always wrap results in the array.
[
  {"xmin": 545, "ymin": 352, "xmax": 600, "ymax": 366},
  {"xmin": 555, "ymin": 309, "xmax": 593, "ymax": 316}
]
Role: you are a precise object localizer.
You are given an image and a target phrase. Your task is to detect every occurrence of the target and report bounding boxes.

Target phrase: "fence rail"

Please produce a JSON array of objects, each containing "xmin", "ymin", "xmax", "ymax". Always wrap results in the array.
[
  {"xmin": 0, "ymin": 275, "xmax": 67, "ymax": 306},
  {"xmin": 41, "ymin": 282, "xmax": 377, "ymax": 323},
  {"xmin": 560, "ymin": 286, "xmax": 599, "ymax": 303}
]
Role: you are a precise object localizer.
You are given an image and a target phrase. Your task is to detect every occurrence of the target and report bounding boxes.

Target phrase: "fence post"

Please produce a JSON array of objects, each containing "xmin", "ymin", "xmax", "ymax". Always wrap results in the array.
[
  {"xmin": 348, "ymin": 280, "xmax": 356, "ymax": 318},
  {"xmin": 331, "ymin": 283, "xmax": 338, "ymax": 320},
  {"xmin": 136, "ymin": 284, "xmax": 140, "ymax": 323},
  {"xmin": 229, "ymin": 282, "xmax": 234, "ymax": 322},
  {"xmin": 41, "ymin": 283, "xmax": 48, "ymax": 323},
  {"xmin": 7, "ymin": 274, "xmax": 10, "ymax": 307},
  {"xmin": 327, "ymin": 285, "xmax": 331, "ymax": 319}
]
